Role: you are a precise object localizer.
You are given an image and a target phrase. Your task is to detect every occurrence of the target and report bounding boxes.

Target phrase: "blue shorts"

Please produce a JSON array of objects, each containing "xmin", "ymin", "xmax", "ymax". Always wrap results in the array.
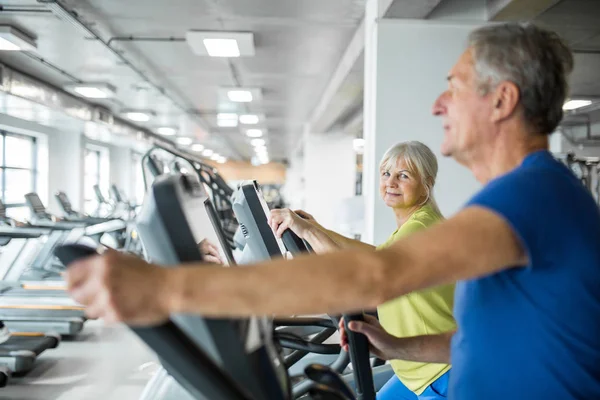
[{"xmin": 377, "ymin": 370, "xmax": 450, "ymax": 400}]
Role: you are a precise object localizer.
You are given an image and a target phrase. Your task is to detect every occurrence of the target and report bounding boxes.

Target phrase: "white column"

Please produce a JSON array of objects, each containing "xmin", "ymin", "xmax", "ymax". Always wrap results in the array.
[{"xmin": 363, "ymin": 19, "xmax": 484, "ymax": 245}]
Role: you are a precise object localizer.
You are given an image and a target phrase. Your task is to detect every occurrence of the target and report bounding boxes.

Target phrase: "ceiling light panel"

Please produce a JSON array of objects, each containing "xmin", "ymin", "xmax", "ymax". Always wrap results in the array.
[
  {"xmin": 186, "ymin": 31, "xmax": 255, "ymax": 57},
  {"xmin": 192, "ymin": 144, "xmax": 205, "ymax": 152},
  {"xmin": 239, "ymin": 114, "xmax": 260, "ymax": 124},
  {"xmin": 176, "ymin": 137, "xmax": 193, "ymax": 145},
  {"xmin": 563, "ymin": 100, "xmax": 593, "ymax": 111},
  {"xmin": 157, "ymin": 127, "xmax": 177, "ymax": 136},
  {"xmin": 0, "ymin": 26, "xmax": 36, "ymax": 51},
  {"xmin": 246, "ymin": 129, "xmax": 263, "ymax": 138},
  {"xmin": 65, "ymin": 83, "xmax": 116, "ymax": 99},
  {"xmin": 219, "ymin": 87, "xmax": 262, "ymax": 103},
  {"xmin": 121, "ymin": 110, "xmax": 155, "ymax": 122}
]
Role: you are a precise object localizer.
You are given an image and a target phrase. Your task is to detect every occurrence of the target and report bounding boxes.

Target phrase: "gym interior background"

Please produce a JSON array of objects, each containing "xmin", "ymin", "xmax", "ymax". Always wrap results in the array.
[{"xmin": 0, "ymin": 0, "xmax": 598, "ymax": 398}]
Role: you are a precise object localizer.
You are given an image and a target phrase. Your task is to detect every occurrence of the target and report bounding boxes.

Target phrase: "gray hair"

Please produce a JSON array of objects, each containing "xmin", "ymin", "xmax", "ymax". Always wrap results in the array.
[
  {"xmin": 468, "ymin": 23, "xmax": 574, "ymax": 135},
  {"xmin": 379, "ymin": 141, "xmax": 442, "ymax": 216}
]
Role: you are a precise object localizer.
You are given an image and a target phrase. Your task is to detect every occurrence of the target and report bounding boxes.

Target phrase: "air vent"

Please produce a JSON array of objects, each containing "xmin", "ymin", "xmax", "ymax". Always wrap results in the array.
[{"xmin": 240, "ymin": 223, "xmax": 249, "ymax": 238}]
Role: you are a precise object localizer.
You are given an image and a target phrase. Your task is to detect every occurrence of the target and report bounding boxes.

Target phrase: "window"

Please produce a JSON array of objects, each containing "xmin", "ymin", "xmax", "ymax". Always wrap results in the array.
[
  {"xmin": 0, "ymin": 131, "xmax": 38, "ymax": 220},
  {"xmin": 83, "ymin": 145, "xmax": 109, "ymax": 215}
]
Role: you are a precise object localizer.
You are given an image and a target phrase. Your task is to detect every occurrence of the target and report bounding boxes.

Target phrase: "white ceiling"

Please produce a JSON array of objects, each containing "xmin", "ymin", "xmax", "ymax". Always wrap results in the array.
[{"xmin": 0, "ymin": 0, "xmax": 366, "ymax": 161}]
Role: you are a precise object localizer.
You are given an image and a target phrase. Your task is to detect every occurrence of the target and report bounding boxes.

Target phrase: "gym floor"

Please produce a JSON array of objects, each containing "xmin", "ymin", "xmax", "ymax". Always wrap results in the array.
[{"xmin": 0, "ymin": 322, "xmax": 157, "ymax": 400}]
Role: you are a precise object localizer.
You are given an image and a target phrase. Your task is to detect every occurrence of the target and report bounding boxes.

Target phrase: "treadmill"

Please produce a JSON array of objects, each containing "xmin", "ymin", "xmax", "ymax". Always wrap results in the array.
[
  {"xmin": 55, "ymin": 191, "xmax": 112, "ymax": 225},
  {"xmin": 56, "ymin": 172, "xmax": 375, "ymax": 399},
  {"xmin": 23, "ymin": 193, "xmax": 87, "ymax": 231},
  {"xmin": 0, "ymin": 227, "xmax": 86, "ymax": 335}
]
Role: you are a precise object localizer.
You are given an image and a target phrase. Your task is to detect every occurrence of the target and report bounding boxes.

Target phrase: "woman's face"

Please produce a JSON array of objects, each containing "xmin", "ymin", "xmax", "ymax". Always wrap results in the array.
[{"xmin": 379, "ymin": 158, "xmax": 427, "ymax": 210}]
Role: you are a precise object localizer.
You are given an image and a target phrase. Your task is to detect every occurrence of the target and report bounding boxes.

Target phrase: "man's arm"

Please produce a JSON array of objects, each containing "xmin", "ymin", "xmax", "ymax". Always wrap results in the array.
[
  {"xmin": 169, "ymin": 206, "xmax": 526, "ymax": 317},
  {"xmin": 67, "ymin": 206, "xmax": 526, "ymax": 324}
]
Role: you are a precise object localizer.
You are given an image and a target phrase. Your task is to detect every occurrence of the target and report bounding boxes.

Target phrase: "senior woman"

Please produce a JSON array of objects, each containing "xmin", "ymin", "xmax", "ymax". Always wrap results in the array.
[{"xmin": 270, "ymin": 141, "xmax": 455, "ymax": 400}]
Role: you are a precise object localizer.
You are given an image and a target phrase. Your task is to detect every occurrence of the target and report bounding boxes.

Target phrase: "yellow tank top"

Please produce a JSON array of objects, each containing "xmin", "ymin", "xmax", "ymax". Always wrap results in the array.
[{"xmin": 376, "ymin": 204, "xmax": 455, "ymax": 395}]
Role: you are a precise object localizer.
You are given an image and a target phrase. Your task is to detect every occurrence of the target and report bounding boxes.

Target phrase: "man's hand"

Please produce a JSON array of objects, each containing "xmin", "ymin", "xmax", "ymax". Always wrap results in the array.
[
  {"xmin": 66, "ymin": 250, "xmax": 172, "ymax": 326},
  {"xmin": 198, "ymin": 239, "xmax": 224, "ymax": 264},
  {"xmin": 338, "ymin": 314, "xmax": 399, "ymax": 361},
  {"xmin": 269, "ymin": 209, "xmax": 314, "ymax": 239}
]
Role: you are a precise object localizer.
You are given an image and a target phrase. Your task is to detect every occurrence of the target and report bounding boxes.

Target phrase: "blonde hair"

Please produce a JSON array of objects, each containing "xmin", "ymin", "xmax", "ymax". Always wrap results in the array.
[{"xmin": 379, "ymin": 141, "xmax": 442, "ymax": 217}]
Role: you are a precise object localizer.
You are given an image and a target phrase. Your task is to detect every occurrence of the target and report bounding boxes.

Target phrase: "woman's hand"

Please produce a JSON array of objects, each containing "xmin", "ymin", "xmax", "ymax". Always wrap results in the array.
[
  {"xmin": 293, "ymin": 209, "xmax": 317, "ymax": 223},
  {"xmin": 198, "ymin": 239, "xmax": 224, "ymax": 264},
  {"xmin": 269, "ymin": 209, "xmax": 314, "ymax": 239},
  {"xmin": 338, "ymin": 314, "xmax": 400, "ymax": 361}
]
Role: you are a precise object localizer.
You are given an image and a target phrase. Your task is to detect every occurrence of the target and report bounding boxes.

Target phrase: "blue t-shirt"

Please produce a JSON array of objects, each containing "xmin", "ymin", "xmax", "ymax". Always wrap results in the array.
[{"xmin": 450, "ymin": 150, "xmax": 600, "ymax": 399}]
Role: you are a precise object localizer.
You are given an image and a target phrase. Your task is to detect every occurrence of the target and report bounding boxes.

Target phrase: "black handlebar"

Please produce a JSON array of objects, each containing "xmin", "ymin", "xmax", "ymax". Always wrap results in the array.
[{"xmin": 343, "ymin": 314, "xmax": 376, "ymax": 400}]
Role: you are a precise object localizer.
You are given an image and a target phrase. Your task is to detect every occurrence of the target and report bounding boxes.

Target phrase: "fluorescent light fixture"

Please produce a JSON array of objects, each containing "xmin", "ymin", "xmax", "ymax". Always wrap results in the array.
[
  {"xmin": 187, "ymin": 31, "xmax": 255, "ymax": 57},
  {"xmin": 217, "ymin": 158, "xmax": 227, "ymax": 164},
  {"xmin": 0, "ymin": 26, "xmax": 37, "ymax": 52},
  {"xmin": 157, "ymin": 127, "xmax": 177, "ymax": 136},
  {"xmin": 239, "ymin": 114, "xmax": 259, "ymax": 124},
  {"xmin": 563, "ymin": 100, "xmax": 593, "ymax": 111},
  {"xmin": 203, "ymin": 38, "xmax": 240, "ymax": 57},
  {"xmin": 122, "ymin": 110, "xmax": 155, "ymax": 122},
  {"xmin": 246, "ymin": 129, "xmax": 263, "ymax": 138},
  {"xmin": 176, "ymin": 137, "xmax": 193, "ymax": 145},
  {"xmin": 227, "ymin": 90, "xmax": 253, "ymax": 103},
  {"xmin": 218, "ymin": 119, "xmax": 238, "ymax": 127},
  {"xmin": 217, "ymin": 113, "xmax": 238, "ymax": 127},
  {"xmin": 65, "ymin": 83, "xmax": 116, "ymax": 99},
  {"xmin": 202, "ymin": 149, "xmax": 214, "ymax": 156},
  {"xmin": 217, "ymin": 113, "xmax": 238, "ymax": 119},
  {"xmin": 210, "ymin": 153, "xmax": 221, "ymax": 161},
  {"xmin": 191, "ymin": 144, "xmax": 205, "ymax": 152},
  {"xmin": 251, "ymin": 138, "xmax": 266, "ymax": 147}
]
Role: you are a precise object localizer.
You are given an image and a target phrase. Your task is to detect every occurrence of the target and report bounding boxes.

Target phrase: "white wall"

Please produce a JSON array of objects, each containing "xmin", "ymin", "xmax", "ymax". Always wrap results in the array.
[
  {"xmin": 303, "ymin": 132, "xmax": 356, "ymax": 232},
  {"xmin": 364, "ymin": 20, "xmax": 483, "ymax": 245}
]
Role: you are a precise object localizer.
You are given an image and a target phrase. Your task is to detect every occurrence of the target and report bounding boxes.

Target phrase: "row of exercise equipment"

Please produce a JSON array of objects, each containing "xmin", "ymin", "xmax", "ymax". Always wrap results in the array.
[{"xmin": 0, "ymin": 186, "xmax": 142, "ymax": 387}]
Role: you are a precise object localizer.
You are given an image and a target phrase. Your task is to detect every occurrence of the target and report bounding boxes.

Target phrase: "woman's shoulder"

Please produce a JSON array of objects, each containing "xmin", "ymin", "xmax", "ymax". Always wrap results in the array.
[{"xmin": 409, "ymin": 204, "xmax": 442, "ymax": 227}]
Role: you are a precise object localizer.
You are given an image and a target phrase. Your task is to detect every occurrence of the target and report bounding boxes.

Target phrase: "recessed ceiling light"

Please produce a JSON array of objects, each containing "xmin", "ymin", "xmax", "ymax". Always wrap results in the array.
[
  {"xmin": 202, "ymin": 149, "xmax": 214, "ymax": 156},
  {"xmin": 203, "ymin": 38, "xmax": 240, "ymax": 57},
  {"xmin": 217, "ymin": 158, "xmax": 227, "ymax": 164},
  {"xmin": 246, "ymin": 129, "xmax": 263, "ymax": 138},
  {"xmin": 239, "ymin": 114, "xmax": 260, "ymax": 124},
  {"xmin": 157, "ymin": 127, "xmax": 177, "ymax": 136},
  {"xmin": 227, "ymin": 90, "xmax": 253, "ymax": 103},
  {"xmin": 65, "ymin": 83, "xmax": 116, "ymax": 99},
  {"xmin": 186, "ymin": 31, "xmax": 255, "ymax": 57},
  {"xmin": 251, "ymin": 138, "xmax": 265, "ymax": 147},
  {"xmin": 210, "ymin": 153, "xmax": 221, "ymax": 161},
  {"xmin": 0, "ymin": 26, "xmax": 36, "ymax": 52},
  {"xmin": 563, "ymin": 100, "xmax": 593, "ymax": 111},
  {"xmin": 191, "ymin": 144, "xmax": 205, "ymax": 152},
  {"xmin": 122, "ymin": 110, "xmax": 154, "ymax": 122},
  {"xmin": 217, "ymin": 113, "xmax": 238, "ymax": 127},
  {"xmin": 176, "ymin": 137, "xmax": 193, "ymax": 145}
]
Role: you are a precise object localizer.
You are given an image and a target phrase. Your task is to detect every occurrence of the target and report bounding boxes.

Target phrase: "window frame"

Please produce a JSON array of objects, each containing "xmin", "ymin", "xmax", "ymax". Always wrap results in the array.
[{"xmin": 0, "ymin": 130, "xmax": 38, "ymax": 210}]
